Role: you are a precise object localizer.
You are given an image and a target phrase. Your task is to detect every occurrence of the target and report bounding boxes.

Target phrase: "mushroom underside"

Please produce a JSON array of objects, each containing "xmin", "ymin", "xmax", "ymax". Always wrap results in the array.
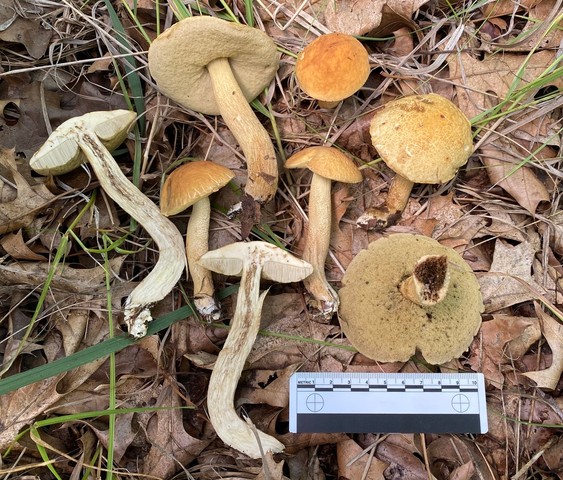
[{"xmin": 338, "ymin": 234, "xmax": 483, "ymax": 365}]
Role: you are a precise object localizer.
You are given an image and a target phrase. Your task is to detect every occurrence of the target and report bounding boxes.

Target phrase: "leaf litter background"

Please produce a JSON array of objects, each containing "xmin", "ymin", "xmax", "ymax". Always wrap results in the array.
[{"xmin": 0, "ymin": 0, "xmax": 562, "ymax": 479}]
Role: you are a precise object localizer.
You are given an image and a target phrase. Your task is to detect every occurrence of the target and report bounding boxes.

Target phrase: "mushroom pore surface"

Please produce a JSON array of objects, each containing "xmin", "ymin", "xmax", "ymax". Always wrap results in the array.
[{"xmin": 338, "ymin": 234, "xmax": 483, "ymax": 364}]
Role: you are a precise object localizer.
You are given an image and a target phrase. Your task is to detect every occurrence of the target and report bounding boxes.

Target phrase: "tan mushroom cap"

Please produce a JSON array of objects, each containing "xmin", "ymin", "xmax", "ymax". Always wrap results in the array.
[
  {"xmin": 295, "ymin": 33, "xmax": 370, "ymax": 103},
  {"xmin": 285, "ymin": 146, "xmax": 363, "ymax": 183},
  {"xmin": 370, "ymin": 93, "xmax": 473, "ymax": 184},
  {"xmin": 160, "ymin": 161, "xmax": 235, "ymax": 216},
  {"xmin": 148, "ymin": 16, "xmax": 279, "ymax": 115},
  {"xmin": 338, "ymin": 233, "xmax": 483, "ymax": 365}
]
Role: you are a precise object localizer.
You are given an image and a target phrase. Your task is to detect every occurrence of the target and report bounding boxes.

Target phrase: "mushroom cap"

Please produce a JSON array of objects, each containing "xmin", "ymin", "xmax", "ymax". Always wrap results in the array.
[
  {"xmin": 29, "ymin": 110, "xmax": 137, "ymax": 176},
  {"xmin": 369, "ymin": 93, "xmax": 473, "ymax": 184},
  {"xmin": 198, "ymin": 241, "xmax": 313, "ymax": 283},
  {"xmin": 160, "ymin": 160, "xmax": 235, "ymax": 216},
  {"xmin": 295, "ymin": 33, "xmax": 370, "ymax": 103},
  {"xmin": 338, "ymin": 233, "xmax": 483, "ymax": 365},
  {"xmin": 284, "ymin": 146, "xmax": 363, "ymax": 183},
  {"xmin": 147, "ymin": 16, "xmax": 279, "ymax": 116}
]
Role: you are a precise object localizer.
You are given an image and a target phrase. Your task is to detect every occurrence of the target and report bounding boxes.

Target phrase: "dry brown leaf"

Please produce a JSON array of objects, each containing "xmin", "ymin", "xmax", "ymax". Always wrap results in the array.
[
  {"xmin": 480, "ymin": 143, "xmax": 550, "ymax": 214},
  {"xmin": 255, "ymin": 452, "xmax": 286, "ymax": 480},
  {"xmin": 427, "ymin": 436, "xmax": 498, "ymax": 480},
  {"xmin": 143, "ymin": 384, "xmax": 209, "ymax": 478},
  {"xmin": 477, "ymin": 238, "xmax": 542, "ymax": 312},
  {"xmin": 240, "ymin": 364, "xmax": 298, "ymax": 409},
  {"xmin": 0, "ymin": 148, "xmax": 54, "ymax": 235},
  {"xmin": 376, "ymin": 437, "xmax": 427, "ymax": 480},
  {"xmin": 448, "ymin": 50, "xmax": 562, "ymax": 119},
  {"xmin": 337, "ymin": 437, "xmax": 388, "ymax": 479},
  {"xmin": 522, "ymin": 307, "xmax": 563, "ymax": 390},
  {"xmin": 324, "ymin": 0, "xmax": 425, "ymax": 36},
  {"xmin": 0, "ymin": 229, "xmax": 45, "ymax": 260},
  {"xmin": 0, "ymin": 1, "xmax": 51, "ymax": 58},
  {"xmin": 469, "ymin": 315, "xmax": 536, "ymax": 386}
]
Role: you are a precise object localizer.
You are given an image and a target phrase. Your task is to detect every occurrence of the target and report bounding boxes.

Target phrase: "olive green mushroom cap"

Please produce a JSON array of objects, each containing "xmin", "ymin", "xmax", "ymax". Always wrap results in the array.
[
  {"xmin": 148, "ymin": 16, "xmax": 279, "ymax": 116},
  {"xmin": 369, "ymin": 93, "xmax": 473, "ymax": 184},
  {"xmin": 338, "ymin": 233, "xmax": 483, "ymax": 365}
]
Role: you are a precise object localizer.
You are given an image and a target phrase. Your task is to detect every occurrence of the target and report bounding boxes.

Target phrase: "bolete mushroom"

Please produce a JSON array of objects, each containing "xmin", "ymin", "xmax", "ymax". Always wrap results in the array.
[
  {"xmin": 356, "ymin": 93, "xmax": 473, "ymax": 229},
  {"xmin": 29, "ymin": 110, "xmax": 186, "ymax": 338},
  {"xmin": 160, "ymin": 160, "xmax": 235, "ymax": 321},
  {"xmin": 295, "ymin": 33, "xmax": 370, "ymax": 108},
  {"xmin": 148, "ymin": 16, "xmax": 280, "ymax": 235},
  {"xmin": 198, "ymin": 241, "xmax": 313, "ymax": 458},
  {"xmin": 285, "ymin": 146, "xmax": 362, "ymax": 317},
  {"xmin": 338, "ymin": 233, "xmax": 483, "ymax": 365}
]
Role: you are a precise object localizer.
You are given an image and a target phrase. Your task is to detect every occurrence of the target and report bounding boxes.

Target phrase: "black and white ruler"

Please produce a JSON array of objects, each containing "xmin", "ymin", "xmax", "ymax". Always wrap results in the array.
[{"xmin": 289, "ymin": 372, "xmax": 487, "ymax": 434}]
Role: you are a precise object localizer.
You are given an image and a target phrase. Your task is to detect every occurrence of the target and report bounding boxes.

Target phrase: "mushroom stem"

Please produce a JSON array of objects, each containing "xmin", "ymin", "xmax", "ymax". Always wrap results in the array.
[
  {"xmin": 206, "ymin": 57, "xmax": 278, "ymax": 205},
  {"xmin": 399, "ymin": 255, "xmax": 450, "ymax": 306},
  {"xmin": 78, "ymin": 131, "xmax": 186, "ymax": 337},
  {"xmin": 356, "ymin": 174, "xmax": 414, "ymax": 230},
  {"xmin": 318, "ymin": 100, "xmax": 340, "ymax": 109},
  {"xmin": 302, "ymin": 173, "xmax": 339, "ymax": 316},
  {"xmin": 186, "ymin": 198, "xmax": 220, "ymax": 321},
  {"xmin": 207, "ymin": 262, "xmax": 284, "ymax": 459}
]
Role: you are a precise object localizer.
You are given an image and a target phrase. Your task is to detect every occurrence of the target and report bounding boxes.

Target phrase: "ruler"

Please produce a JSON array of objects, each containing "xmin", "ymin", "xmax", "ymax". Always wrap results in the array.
[{"xmin": 289, "ymin": 372, "xmax": 487, "ymax": 434}]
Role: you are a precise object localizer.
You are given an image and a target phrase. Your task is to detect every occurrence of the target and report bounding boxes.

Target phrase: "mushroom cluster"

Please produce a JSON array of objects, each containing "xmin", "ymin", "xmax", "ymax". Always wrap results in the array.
[{"xmin": 338, "ymin": 234, "xmax": 484, "ymax": 365}]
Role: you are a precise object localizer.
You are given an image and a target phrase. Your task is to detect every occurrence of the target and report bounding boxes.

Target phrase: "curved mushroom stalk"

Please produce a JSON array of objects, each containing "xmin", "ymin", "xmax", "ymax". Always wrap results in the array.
[
  {"xmin": 199, "ymin": 241, "xmax": 313, "ymax": 458},
  {"xmin": 399, "ymin": 254, "xmax": 450, "ymax": 306},
  {"xmin": 30, "ymin": 110, "xmax": 186, "ymax": 338}
]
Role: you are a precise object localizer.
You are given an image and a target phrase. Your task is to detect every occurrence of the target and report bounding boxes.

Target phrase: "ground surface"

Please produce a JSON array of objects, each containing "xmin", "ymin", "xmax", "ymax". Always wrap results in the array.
[{"xmin": 0, "ymin": 0, "xmax": 562, "ymax": 479}]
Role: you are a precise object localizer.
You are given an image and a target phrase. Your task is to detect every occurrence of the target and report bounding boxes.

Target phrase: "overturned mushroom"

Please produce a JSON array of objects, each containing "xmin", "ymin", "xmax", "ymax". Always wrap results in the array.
[
  {"xmin": 285, "ymin": 146, "xmax": 362, "ymax": 317},
  {"xmin": 198, "ymin": 241, "xmax": 313, "ymax": 458},
  {"xmin": 295, "ymin": 33, "xmax": 370, "ymax": 108},
  {"xmin": 148, "ymin": 16, "xmax": 280, "ymax": 236},
  {"xmin": 29, "ymin": 110, "xmax": 186, "ymax": 338},
  {"xmin": 357, "ymin": 93, "xmax": 473, "ymax": 229},
  {"xmin": 160, "ymin": 160, "xmax": 235, "ymax": 321},
  {"xmin": 338, "ymin": 234, "xmax": 483, "ymax": 365}
]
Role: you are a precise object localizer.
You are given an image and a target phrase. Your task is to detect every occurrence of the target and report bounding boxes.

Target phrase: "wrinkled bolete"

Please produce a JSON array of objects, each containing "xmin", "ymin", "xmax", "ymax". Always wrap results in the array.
[
  {"xmin": 29, "ymin": 110, "xmax": 186, "ymax": 338},
  {"xmin": 285, "ymin": 146, "xmax": 362, "ymax": 317},
  {"xmin": 148, "ymin": 16, "xmax": 280, "ymax": 235},
  {"xmin": 295, "ymin": 33, "xmax": 370, "ymax": 108},
  {"xmin": 338, "ymin": 234, "xmax": 483, "ymax": 364},
  {"xmin": 357, "ymin": 93, "xmax": 473, "ymax": 229},
  {"xmin": 160, "ymin": 160, "xmax": 235, "ymax": 321}
]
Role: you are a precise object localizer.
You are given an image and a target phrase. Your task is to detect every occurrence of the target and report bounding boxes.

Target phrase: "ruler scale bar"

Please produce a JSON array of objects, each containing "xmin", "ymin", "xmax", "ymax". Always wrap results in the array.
[{"xmin": 290, "ymin": 372, "xmax": 488, "ymax": 434}]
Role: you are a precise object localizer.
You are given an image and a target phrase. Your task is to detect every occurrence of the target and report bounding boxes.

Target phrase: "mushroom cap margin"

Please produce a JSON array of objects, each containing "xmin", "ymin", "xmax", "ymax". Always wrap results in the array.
[
  {"xmin": 338, "ymin": 233, "xmax": 483, "ymax": 365},
  {"xmin": 369, "ymin": 93, "xmax": 473, "ymax": 184},
  {"xmin": 148, "ymin": 16, "xmax": 280, "ymax": 116}
]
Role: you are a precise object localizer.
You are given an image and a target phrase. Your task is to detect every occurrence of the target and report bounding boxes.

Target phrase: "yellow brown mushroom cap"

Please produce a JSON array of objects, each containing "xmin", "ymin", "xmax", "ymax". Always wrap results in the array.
[
  {"xmin": 148, "ymin": 16, "xmax": 279, "ymax": 116},
  {"xmin": 284, "ymin": 146, "xmax": 362, "ymax": 183},
  {"xmin": 369, "ymin": 93, "xmax": 473, "ymax": 184},
  {"xmin": 295, "ymin": 33, "xmax": 370, "ymax": 103},
  {"xmin": 160, "ymin": 160, "xmax": 235, "ymax": 216},
  {"xmin": 338, "ymin": 233, "xmax": 483, "ymax": 365}
]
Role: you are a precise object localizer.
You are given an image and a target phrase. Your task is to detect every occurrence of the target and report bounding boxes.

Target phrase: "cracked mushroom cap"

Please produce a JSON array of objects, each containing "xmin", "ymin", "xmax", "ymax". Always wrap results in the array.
[
  {"xmin": 338, "ymin": 233, "xmax": 483, "ymax": 365},
  {"xmin": 160, "ymin": 160, "xmax": 235, "ymax": 216},
  {"xmin": 295, "ymin": 33, "xmax": 370, "ymax": 103},
  {"xmin": 284, "ymin": 146, "xmax": 363, "ymax": 183},
  {"xmin": 369, "ymin": 93, "xmax": 473, "ymax": 184},
  {"xmin": 148, "ymin": 16, "xmax": 279, "ymax": 115}
]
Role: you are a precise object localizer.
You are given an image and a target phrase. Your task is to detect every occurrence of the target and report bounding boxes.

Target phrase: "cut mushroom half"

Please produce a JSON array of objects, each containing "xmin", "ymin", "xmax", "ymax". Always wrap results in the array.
[
  {"xmin": 148, "ymin": 16, "xmax": 280, "ymax": 236},
  {"xmin": 285, "ymin": 146, "xmax": 362, "ymax": 318},
  {"xmin": 29, "ymin": 110, "xmax": 186, "ymax": 338},
  {"xmin": 160, "ymin": 160, "xmax": 235, "ymax": 322},
  {"xmin": 357, "ymin": 93, "xmax": 473, "ymax": 230},
  {"xmin": 198, "ymin": 241, "xmax": 313, "ymax": 458}
]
